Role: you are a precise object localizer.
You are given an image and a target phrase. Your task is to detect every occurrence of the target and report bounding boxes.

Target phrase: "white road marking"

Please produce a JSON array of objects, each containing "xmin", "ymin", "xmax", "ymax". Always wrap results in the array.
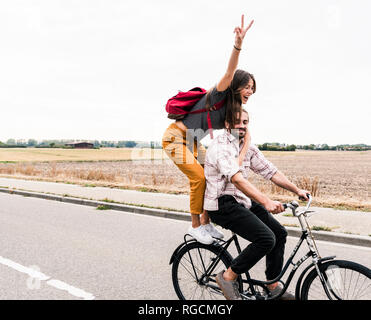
[
  {"xmin": 46, "ymin": 279, "xmax": 95, "ymax": 300},
  {"xmin": 0, "ymin": 256, "xmax": 50, "ymax": 281},
  {"xmin": 0, "ymin": 255, "xmax": 95, "ymax": 300}
]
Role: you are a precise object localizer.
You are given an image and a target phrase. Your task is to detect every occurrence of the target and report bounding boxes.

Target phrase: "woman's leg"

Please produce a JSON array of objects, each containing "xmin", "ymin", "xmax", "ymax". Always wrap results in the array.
[
  {"xmin": 191, "ymin": 139, "xmax": 210, "ymax": 226},
  {"xmin": 191, "ymin": 214, "xmax": 201, "ymax": 228},
  {"xmin": 162, "ymin": 124, "xmax": 220, "ymax": 242},
  {"xmin": 162, "ymin": 124, "xmax": 207, "ymax": 226}
]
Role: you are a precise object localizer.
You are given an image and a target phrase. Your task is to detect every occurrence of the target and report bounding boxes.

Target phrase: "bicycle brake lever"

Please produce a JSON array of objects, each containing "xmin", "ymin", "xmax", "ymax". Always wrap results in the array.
[
  {"xmin": 291, "ymin": 200, "xmax": 299, "ymax": 208},
  {"xmin": 283, "ymin": 201, "xmax": 298, "ymax": 210}
]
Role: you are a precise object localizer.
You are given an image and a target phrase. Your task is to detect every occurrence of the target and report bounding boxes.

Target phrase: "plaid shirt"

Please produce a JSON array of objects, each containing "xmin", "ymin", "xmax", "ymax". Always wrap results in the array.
[{"xmin": 204, "ymin": 130, "xmax": 278, "ymax": 210}]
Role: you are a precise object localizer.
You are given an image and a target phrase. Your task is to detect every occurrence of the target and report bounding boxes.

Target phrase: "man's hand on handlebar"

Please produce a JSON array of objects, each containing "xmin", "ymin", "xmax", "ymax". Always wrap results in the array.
[
  {"xmin": 264, "ymin": 191, "xmax": 311, "ymax": 215},
  {"xmin": 264, "ymin": 199, "xmax": 285, "ymax": 214},
  {"xmin": 297, "ymin": 189, "xmax": 310, "ymax": 201}
]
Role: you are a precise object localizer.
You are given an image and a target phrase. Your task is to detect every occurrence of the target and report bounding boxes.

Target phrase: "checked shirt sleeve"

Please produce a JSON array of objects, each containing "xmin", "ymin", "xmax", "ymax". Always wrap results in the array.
[
  {"xmin": 249, "ymin": 144, "xmax": 278, "ymax": 180},
  {"xmin": 215, "ymin": 142, "xmax": 241, "ymax": 182}
]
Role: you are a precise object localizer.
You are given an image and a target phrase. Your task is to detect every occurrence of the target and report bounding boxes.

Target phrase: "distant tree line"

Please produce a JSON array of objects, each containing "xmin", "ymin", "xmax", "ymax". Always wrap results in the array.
[
  {"xmin": 257, "ymin": 142, "xmax": 371, "ymax": 151},
  {"xmin": 0, "ymin": 139, "xmax": 160, "ymax": 149},
  {"xmin": 0, "ymin": 139, "xmax": 369, "ymax": 151},
  {"xmin": 258, "ymin": 143, "xmax": 297, "ymax": 151},
  {"xmin": 296, "ymin": 143, "xmax": 371, "ymax": 151}
]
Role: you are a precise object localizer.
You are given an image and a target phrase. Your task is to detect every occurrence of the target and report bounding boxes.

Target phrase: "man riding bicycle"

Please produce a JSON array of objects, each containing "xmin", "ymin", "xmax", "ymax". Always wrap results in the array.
[{"xmin": 204, "ymin": 108, "xmax": 310, "ymax": 300}]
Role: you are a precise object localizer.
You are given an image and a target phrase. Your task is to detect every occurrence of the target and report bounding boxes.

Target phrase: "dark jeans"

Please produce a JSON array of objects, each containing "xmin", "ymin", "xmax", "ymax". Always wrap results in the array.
[{"xmin": 208, "ymin": 195, "xmax": 288, "ymax": 280}]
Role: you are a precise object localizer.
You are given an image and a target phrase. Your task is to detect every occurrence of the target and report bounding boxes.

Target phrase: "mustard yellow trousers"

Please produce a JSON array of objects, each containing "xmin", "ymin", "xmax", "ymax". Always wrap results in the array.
[{"xmin": 162, "ymin": 123, "xmax": 206, "ymax": 215}]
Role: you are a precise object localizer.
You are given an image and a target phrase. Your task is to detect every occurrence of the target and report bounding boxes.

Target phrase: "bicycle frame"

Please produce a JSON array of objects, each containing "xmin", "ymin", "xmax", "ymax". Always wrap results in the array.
[
  {"xmin": 200, "ymin": 227, "xmax": 311, "ymax": 298},
  {"xmin": 241, "ymin": 229, "xmax": 326, "ymax": 300}
]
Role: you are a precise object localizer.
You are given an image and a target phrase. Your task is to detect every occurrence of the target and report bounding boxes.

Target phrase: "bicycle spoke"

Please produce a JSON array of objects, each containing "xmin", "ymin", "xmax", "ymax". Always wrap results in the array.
[
  {"xmin": 305, "ymin": 264, "xmax": 371, "ymax": 300},
  {"xmin": 190, "ymin": 282, "xmax": 201, "ymax": 300},
  {"xmin": 197, "ymin": 247, "xmax": 208, "ymax": 274},
  {"xmin": 350, "ymin": 270, "xmax": 358, "ymax": 299},
  {"xmin": 178, "ymin": 249, "xmax": 210, "ymax": 278},
  {"xmin": 351, "ymin": 273, "xmax": 370, "ymax": 299},
  {"xmin": 178, "ymin": 257, "xmax": 201, "ymax": 280},
  {"xmin": 173, "ymin": 244, "xmax": 231, "ymax": 300},
  {"xmin": 328, "ymin": 267, "xmax": 343, "ymax": 299},
  {"xmin": 347, "ymin": 268, "xmax": 353, "ymax": 299},
  {"xmin": 357, "ymin": 282, "xmax": 371, "ymax": 299}
]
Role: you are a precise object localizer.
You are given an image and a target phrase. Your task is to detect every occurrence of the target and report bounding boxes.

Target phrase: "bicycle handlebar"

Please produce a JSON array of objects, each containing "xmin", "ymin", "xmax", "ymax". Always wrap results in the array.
[
  {"xmin": 283, "ymin": 194, "xmax": 312, "ymax": 217},
  {"xmin": 304, "ymin": 193, "xmax": 313, "ymax": 211}
]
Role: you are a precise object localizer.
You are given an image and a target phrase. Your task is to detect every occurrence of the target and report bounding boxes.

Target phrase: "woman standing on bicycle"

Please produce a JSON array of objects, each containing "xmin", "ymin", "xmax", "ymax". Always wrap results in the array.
[{"xmin": 162, "ymin": 15, "xmax": 255, "ymax": 244}]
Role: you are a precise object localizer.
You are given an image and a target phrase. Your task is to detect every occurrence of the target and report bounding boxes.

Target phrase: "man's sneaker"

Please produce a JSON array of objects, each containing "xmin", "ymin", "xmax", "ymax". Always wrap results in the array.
[
  {"xmin": 269, "ymin": 283, "xmax": 295, "ymax": 300},
  {"xmin": 187, "ymin": 225, "xmax": 214, "ymax": 244},
  {"xmin": 215, "ymin": 270, "xmax": 242, "ymax": 300},
  {"xmin": 203, "ymin": 223, "xmax": 224, "ymax": 239}
]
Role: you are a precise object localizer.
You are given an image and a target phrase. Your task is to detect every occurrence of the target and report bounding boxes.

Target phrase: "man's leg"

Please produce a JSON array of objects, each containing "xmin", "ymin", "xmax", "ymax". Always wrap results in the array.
[
  {"xmin": 208, "ymin": 196, "xmax": 278, "ymax": 300},
  {"xmin": 249, "ymin": 201, "xmax": 288, "ymax": 286},
  {"xmin": 208, "ymin": 196, "xmax": 277, "ymax": 276}
]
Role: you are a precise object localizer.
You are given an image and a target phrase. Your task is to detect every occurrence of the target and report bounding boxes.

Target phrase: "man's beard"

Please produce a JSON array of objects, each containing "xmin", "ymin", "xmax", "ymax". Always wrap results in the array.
[
  {"xmin": 237, "ymin": 128, "xmax": 246, "ymax": 139},
  {"xmin": 230, "ymin": 128, "xmax": 246, "ymax": 140}
]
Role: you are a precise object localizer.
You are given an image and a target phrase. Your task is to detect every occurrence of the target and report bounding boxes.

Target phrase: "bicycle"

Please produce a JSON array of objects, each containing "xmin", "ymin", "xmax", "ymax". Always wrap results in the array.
[{"xmin": 170, "ymin": 196, "xmax": 371, "ymax": 300}]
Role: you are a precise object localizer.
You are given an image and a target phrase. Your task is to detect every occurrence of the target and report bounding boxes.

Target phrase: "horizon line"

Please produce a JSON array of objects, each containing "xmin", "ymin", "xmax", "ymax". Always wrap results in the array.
[{"xmin": 1, "ymin": 139, "xmax": 370, "ymax": 148}]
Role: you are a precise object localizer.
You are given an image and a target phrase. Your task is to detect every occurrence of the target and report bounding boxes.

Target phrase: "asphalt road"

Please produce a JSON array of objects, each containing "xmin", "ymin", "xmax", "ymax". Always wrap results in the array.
[{"xmin": 0, "ymin": 193, "xmax": 370, "ymax": 300}]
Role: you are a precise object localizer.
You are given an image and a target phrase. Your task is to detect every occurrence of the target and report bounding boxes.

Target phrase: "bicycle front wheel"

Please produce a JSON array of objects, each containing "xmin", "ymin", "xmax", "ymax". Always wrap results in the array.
[
  {"xmin": 301, "ymin": 260, "xmax": 371, "ymax": 300},
  {"xmin": 172, "ymin": 241, "xmax": 241, "ymax": 300}
]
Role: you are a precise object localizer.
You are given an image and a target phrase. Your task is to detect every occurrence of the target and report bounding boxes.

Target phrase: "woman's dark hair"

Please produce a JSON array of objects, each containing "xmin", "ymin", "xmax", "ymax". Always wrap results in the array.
[{"xmin": 206, "ymin": 69, "xmax": 256, "ymax": 129}]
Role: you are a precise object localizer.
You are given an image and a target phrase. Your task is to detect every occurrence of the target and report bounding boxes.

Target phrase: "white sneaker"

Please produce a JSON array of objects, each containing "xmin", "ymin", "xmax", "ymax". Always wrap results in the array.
[
  {"xmin": 203, "ymin": 223, "xmax": 224, "ymax": 239},
  {"xmin": 188, "ymin": 225, "xmax": 214, "ymax": 244}
]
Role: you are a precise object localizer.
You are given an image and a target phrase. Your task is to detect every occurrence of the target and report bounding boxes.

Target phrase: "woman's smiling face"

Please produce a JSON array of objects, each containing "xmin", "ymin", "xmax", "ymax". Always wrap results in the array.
[{"xmin": 240, "ymin": 78, "xmax": 255, "ymax": 104}]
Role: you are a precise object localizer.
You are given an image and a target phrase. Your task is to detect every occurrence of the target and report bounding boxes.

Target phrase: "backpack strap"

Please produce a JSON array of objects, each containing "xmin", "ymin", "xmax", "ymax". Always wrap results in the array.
[
  {"xmin": 187, "ymin": 99, "xmax": 225, "ymax": 139},
  {"xmin": 207, "ymin": 111, "xmax": 213, "ymax": 139},
  {"xmin": 207, "ymin": 99, "xmax": 225, "ymax": 139}
]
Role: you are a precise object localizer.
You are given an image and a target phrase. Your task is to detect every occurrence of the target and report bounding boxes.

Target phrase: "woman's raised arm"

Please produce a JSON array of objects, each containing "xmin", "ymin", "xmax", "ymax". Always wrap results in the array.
[{"xmin": 216, "ymin": 14, "xmax": 254, "ymax": 92}]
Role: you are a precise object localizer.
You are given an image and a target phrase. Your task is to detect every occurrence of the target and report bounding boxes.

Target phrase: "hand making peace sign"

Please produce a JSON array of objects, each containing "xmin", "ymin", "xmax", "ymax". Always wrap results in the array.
[{"xmin": 234, "ymin": 14, "xmax": 254, "ymax": 49}]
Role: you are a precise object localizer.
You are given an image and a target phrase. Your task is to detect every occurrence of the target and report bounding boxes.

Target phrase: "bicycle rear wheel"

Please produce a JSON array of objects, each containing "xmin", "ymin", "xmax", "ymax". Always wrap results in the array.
[
  {"xmin": 172, "ymin": 241, "xmax": 241, "ymax": 300},
  {"xmin": 301, "ymin": 260, "xmax": 371, "ymax": 300}
]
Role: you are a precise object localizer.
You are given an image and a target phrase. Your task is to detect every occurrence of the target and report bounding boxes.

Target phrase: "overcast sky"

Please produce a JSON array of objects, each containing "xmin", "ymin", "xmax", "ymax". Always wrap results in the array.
[{"xmin": 0, "ymin": 0, "xmax": 370, "ymax": 145}]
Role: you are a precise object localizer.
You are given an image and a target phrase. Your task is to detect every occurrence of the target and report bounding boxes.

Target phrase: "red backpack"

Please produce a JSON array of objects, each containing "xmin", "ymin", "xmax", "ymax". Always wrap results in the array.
[{"xmin": 165, "ymin": 87, "xmax": 225, "ymax": 139}]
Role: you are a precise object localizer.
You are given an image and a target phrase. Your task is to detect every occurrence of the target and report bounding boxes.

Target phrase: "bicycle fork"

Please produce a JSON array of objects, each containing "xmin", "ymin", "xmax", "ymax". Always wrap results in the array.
[{"xmin": 305, "ymin": 227, "xmax": 337, "ymax": 300}]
